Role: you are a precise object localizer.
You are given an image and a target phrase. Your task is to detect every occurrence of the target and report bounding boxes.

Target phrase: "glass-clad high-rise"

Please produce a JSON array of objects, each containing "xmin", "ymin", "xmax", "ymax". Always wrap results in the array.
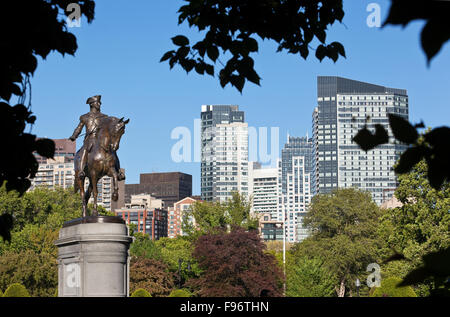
[{"xmin": 312, "ymin": 76, "xmax": 409, "ymax": 205}]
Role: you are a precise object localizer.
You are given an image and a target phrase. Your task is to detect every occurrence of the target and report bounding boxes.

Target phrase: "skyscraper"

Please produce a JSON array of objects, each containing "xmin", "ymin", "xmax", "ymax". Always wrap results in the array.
[
  {"xmin": 312, "ymin": 76, "xmax": 409, "ymax": 205},
  {"xmin": 279, "ymin": 136, "xmax": 314, "ymax": 242},
  {"xmin": 201, "ymin": 105, "xmax": 248, "ymax": 202}
]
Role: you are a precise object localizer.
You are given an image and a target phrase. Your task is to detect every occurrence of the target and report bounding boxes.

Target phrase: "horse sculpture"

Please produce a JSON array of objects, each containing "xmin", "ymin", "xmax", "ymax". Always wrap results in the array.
[{"xmin": 74, "ymin": 116, "xmax": 129, "ymax": 217}]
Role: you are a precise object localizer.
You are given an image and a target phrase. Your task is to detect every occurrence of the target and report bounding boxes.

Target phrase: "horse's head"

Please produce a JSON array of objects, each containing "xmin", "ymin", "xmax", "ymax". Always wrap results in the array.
[{"xmin": 111, "ymin": 117, "xmax": 129, "ymax": 151}]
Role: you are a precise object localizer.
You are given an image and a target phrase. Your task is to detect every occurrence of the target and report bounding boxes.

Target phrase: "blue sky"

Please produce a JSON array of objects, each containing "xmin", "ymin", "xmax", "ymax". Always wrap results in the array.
[{"xmin": 26, "ymin": 0, "xmax": 450, "ymax": 195}]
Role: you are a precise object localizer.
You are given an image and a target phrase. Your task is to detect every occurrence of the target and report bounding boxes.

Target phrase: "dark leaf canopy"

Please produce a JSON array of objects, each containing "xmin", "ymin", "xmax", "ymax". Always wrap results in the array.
[
  {"xmin": 162, "ymin": 0, "xmax": 345, "ymax": 92},
  {"xmin": 0, "ymin": 0, "xmax": 96, "ymax": 241}
]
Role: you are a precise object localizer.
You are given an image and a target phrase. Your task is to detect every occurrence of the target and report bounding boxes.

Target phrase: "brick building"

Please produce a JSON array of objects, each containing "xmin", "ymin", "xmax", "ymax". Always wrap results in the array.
[
  {"xmin": 167, "ymin": 197, "xmax": 200, "ymax": 238},
  {"xmin": 125, "ymin": 172, "xmax": 192, "ymax": 208}
]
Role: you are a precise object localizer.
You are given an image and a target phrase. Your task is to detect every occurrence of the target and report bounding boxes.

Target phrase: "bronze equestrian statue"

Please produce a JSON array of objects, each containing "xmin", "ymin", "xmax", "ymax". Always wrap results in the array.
[{"xmin": 69, "ymin": 95, "xmax": 129, "ymax": 217}]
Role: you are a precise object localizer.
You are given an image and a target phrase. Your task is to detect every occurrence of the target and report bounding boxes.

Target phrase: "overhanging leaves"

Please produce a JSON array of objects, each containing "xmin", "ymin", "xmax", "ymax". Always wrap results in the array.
[
  {"xmin": 35, "ymin": 138, "xmax": 55, "ymax": 159},
  {"xmin": 172, "ymin": 35, "xmax": 190, "ymax": 47},
  {"xmin": 352, "ymin": 124, "xmax": 388, "ymax": 152},
  {"xmin": 162, "ymin": 0, "xmax": 345, "ymax": 92},
  {"xmin": 388, "ymin": 113, "xmax": 418, "ymax": 144},
  {"xmin": 394, "ymin": 146, "xmax": 427, "ymax": 174},
  {"xmin": 384, "ymin": 0, "xmax": 450, "ymax": 64}
]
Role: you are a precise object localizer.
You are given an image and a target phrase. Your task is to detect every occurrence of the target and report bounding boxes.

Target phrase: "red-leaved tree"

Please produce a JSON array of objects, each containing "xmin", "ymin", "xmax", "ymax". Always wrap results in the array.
[{"xmin": 187, "ymin": 227, "xmax": 283, "ymax": 297}]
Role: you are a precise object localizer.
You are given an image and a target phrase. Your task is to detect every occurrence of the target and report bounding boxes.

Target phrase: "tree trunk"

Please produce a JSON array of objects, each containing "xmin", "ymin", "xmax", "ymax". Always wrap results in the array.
[{"xmin": 335, "ymin": 280, "xmax": 346, "ymax": 297}]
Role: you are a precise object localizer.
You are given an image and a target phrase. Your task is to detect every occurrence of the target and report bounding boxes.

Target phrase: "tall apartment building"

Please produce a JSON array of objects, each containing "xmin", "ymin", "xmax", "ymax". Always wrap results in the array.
[
  {"xmin": 279, "ymin": 136, "xmax": 314, "ymax": 243},
  {"xmin": 312, "ymin": 76, "xmax": 409, "ymax": 205},
  {"xmin": 96, "ymin": 172, "xmax": 125, "ymax": 212},
  {"xmin": 201, "ymin": 105, "xmax": 249, "ymax": 202},
  {"xmin": 125, "ymin": 172, "xmax": 192, "ymax": 208},
  {"xmin": 248, "ymin": 163, "xmax": 279, "ymax": 217},
  {"xmin": 30, "ymin": 155, "xmax": 75, "ymax": 190}
]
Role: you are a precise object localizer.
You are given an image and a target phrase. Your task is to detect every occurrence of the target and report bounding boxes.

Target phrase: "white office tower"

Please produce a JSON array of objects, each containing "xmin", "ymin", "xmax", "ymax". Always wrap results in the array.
[
  {"xmin": 201, "ymin": 105, "xmax": 249, "ymax": 202},
  {"xmin": 248, "ymin": 162, "xmax": 279, "ymax": 218},
  {"xmin": 279, "ymin": 136, "xmax": 314, "ymax": 243}
]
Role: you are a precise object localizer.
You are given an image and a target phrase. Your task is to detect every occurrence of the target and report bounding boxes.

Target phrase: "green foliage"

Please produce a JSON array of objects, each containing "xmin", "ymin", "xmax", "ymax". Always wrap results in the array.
[
  {"xmin": 225, "ymin": 192, "xmax": 259, "ymax": 230},
  {"xmin": 162, "ymin": 0, "xmax": 345, "ymax": 92},
  {"xmin": 370, "ymin": 277, "xmax": 417, "ymax": 297},
  {"xmin": 130, "ymin": 232, "xmax": 162, "ymax": 260},
  {"xmin": 380, "ymin": 160, "xmax": 450, "ymax": 296},
  {"xmin": 182, "ymin": 201, "xmax": 228, "ymax": 238},
  {"xmin": 156, "ymin": 237, "xmax": 201, "ymax": 281},
  {"xmin": 0, "ymin": 187, "xmax": 82, "ymax": 256},
  {"xmin": 3, "ymin": 283, "xmax": 30, "ymax": 297},
  {"xmin": 0, "ymin": 187, "xmax": 85, "ymax": 296},
  {"xmin": 169, "ymin": 289, "xmax": 193, "ymax": 297},
  {"xmin": 129, "ymin": 233, "xmax": 200, "ymax": 288},
  {"xmin": 0, "ymin": 250, "xmax": 57, "ymax": 297},
  {"xmin": 0, "ymin": 186, "xmax": 82, "ymax": 235},
  {"xmin": 285, "ymin": 255, "xmax": 336, "ymax": 297},
  {"xmin": 182, "ymin": 192, "xmax": 258, "ymax": 239},
  {"xmin": 130, "ymin": 288, "xmax": 152, "ymax": 297},
  {"xmin": 293, "ymin": 188, "xmax": 383, "ymax": 297}
]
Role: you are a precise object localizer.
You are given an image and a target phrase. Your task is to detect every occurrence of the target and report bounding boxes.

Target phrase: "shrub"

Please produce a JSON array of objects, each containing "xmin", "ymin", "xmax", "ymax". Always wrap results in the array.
[
  {"xmin": 130, "ymin": 257, "xmax": 174, "ymax": 297},
  {"xmin": 169, "ymin": 289, "xmax": 193, "ymax": 297},
  {"xmin": 3, "ymin": 283, "xmax": 30, "ymax": 297},
  {"xmin": 370, "ymin": 277, "xmax": 417, "ymax": 297},
  {"xmin": 130, "ymin": 288, "xmax": 152, "ymax": 297}
]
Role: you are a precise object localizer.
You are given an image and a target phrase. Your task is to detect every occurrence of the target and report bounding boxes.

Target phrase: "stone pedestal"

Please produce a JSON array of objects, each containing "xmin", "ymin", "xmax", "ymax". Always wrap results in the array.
[{"xmin": 55, "ymin": 216, "xmax": 133, "ymax": 297}]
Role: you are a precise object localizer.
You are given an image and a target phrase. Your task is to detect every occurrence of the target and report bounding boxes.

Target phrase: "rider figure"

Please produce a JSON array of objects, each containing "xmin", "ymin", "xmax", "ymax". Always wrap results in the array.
[{"xmin": 69, "ymin": 95, "xmax": 125, "ymax": 181}]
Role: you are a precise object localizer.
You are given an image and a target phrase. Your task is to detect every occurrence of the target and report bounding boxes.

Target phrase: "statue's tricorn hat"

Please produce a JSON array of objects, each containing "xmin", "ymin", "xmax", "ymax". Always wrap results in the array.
[{"xmin": 86, "ymin": 95, "xmax": 101, "ymax": 105}]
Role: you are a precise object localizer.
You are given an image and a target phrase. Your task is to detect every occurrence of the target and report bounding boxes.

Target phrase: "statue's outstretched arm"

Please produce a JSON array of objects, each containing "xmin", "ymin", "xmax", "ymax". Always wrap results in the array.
[{"xmin": 70, "ymin": 118, "xmax": 84, "ymax": 141}]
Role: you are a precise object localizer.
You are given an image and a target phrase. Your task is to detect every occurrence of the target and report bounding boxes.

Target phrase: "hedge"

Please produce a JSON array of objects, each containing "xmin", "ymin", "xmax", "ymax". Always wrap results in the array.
[
  {"xmin": 370, "ymin": 277, "xmax": 417, "ymax": 297},
  {"xmin": 3, "ymin": 283, "xmax": 31, "ymax": 297},
  {"xmin": 168, "ymin": 289, "xmax": 193, "ymax": 297},
  {"xmin": 130, "ymin": 288, "xmax": 152, "ymax": 297}
]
